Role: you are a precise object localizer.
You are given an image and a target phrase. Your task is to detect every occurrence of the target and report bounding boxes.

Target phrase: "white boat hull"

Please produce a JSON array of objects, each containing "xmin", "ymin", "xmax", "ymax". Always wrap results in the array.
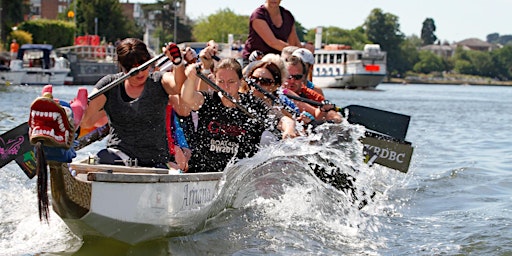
[
  {"xmin": 313, "ymin": 73, "xmax": 385, "ymax": 89},
  {"xmin": 1, "ymin": 44, "xmax": 71, "ymax": 86},
  {"xmin": 50, "ymin": 161, "xmax": 223, "ymax": 244},
  {"xmin": 0, "ymin": 69, "xmax": 69, "ymax": 86},
  {"xmin": 0, "ymin": 70, "xmax": 24, "ymax": 85}
]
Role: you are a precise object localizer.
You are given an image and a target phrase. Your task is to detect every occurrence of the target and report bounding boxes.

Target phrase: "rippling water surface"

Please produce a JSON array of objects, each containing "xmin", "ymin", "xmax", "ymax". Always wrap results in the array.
[{"xmin": 1, "ymin": 83, "xmax": 511, "ymax": 255}]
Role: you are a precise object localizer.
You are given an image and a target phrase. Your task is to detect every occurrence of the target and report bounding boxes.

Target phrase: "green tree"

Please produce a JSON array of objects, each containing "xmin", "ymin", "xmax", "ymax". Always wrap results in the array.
[
  {"xmin": 18, "ymin": 19, "xmax": 75, "ymax": 47},
  {"xmin": 469, "ymin": 51, "xmax": 494, "ymax": 77},
  {"xmin": 294, "ymin": 21, "xmax": 307, "ymax": 42},
  {"xmin": 413, "ymin": 50, "xmax": 444, "ymax": 73},
  {"xmin": 399, "ymin": 35, "xmax": 421, "ymax": 73},
  {"xmin": 10, "ymin": 29, "xmax": 32, "ymax": 45},
  {"xmin": 304, "ymin": 26, "xmax": 369, "ymax": 50},
  {"xmin": 451, "ymin": 47, "xmax": 494, "ymax": 77},
  {"xmin": 142, "ymin": 0, "xmax": 191, "ymax": 44},
  {"xmin": 486, "ymin": 33, "xmax": 499, "ymax": 43},
  {"xmin": 76, "ymin": 0, "xmax": 142, "ymax": 42},
  {"xmin": 1, "ymin": 0, "xmax": 28, "ymax": 44},
  {"xmin": 364, "ymin": 8, "xmax": 405, "ymax": 77},
  {"xmin": 420, "ymin": 18, "xmax": 437, "ymax": 46},
  {"xmin": 491, "ymin": 45, "xmax": 512, "ymax": 80},
  {"xmin": 192, "ymin": 9, "xmax": 248, "ymax": 43}
]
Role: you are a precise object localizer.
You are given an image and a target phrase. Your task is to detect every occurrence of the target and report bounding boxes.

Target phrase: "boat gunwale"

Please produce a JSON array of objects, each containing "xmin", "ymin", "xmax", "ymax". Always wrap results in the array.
[{"xmin": 70, "ymin": 160, "xmax": 223, "ymax": 183}]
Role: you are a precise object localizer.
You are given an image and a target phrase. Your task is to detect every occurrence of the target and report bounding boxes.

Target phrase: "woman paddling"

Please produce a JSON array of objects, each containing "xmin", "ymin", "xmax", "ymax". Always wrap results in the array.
[
  {"xmin": 81, "ymin": 38, "xmax": 186, "ymax": 168},
  {"xmin": 177, "ymin": 58, "xmax": 297, "ymax": 172}
]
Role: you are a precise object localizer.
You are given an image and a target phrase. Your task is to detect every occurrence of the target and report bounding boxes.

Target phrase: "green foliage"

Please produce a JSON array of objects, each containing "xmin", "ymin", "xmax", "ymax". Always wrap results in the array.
[
  {"xmin": 18, "ymin": 19, "xmax": 75, "ymax": 47},
  {"xmin": 486, "ymin": 33, "xmax": 512, "ymax": 45},
  {"xmin": 491, "ymin": 45, "xmax": 512, "ymax": 80},
  {"xmin": 451, "ymin": 47, "xmax": 495, "ymax": 77},
  {"xmin": 304, "ymin": 26, "xmax": 369, "ymax": 50},
  {"xmin": 364, "ymin": 8, "xmax": 405, "ymax": 77},
  {"xmin": 192, "ymin": 8, "xmax": 249, "ymax": 43},
  {"xmin": 76, "ymin": 0, "xmax": 143, "ymax": 42},
  {"xmin": 453, "ymin": 59, "xmax": 474, "ymax": 74},
  {"xmin": 9, "ymin": 30, "xmax": 33, "ymax": 45},
  {"xmin": 420, "ymin": 18, "xmax": 437, "ymax": 46},
  {"xmin": 413, "ymin": 51, "xmax": 444, "ymax": 73},
  {"xmin": 139, "ymin": 0, "xmax": 192, "ymax": 44},
  {"xmin": 294, "ymin": 21, "xmax": 307, "ymax": 42},
  {"xmin": 399, "ymin": 36, "xmax": 420, "ymax": 71},
  {"xmin": 1, "ymin": 0, "xmax": 27, "ymax": 42}
]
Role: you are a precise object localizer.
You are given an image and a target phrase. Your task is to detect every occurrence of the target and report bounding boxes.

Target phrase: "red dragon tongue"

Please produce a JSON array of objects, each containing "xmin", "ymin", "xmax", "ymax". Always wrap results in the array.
[{"xmin": 28, "ymin": 93, "xmax": 74, "ymax": 149}]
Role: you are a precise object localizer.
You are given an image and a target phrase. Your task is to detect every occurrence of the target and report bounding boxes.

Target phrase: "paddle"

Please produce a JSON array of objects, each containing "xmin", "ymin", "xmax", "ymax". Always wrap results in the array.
[
  {"xmin": 0, "ymin": 122, "xmax": 33, "ymax": 176},
  {"xmin": 283, "ymin": 92, "xmax": 410, "ymax": 142},
  {"xmin": 248, "ymin": 79, "xmax": 414, "ymax": 173},
  {"xmin": 0, "ymin": 53, "xmax": 167, "ymax": 177}
]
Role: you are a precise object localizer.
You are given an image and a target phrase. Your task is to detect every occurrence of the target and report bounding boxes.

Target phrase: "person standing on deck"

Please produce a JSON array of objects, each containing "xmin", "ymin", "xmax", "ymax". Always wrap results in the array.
[
  {"xmin": 242, "ymin": 0, "xmax": 301, "ymax": 67},
  {"xmin": 10, "ymin": 39, "xmax": 19, "ymax": 62}
]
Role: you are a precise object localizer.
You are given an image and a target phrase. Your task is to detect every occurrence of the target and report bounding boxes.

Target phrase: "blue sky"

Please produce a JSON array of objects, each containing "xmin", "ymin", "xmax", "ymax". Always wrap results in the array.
[{"xmin": 133, "ymin": 0, "xmax": 511, "ymax": 43}]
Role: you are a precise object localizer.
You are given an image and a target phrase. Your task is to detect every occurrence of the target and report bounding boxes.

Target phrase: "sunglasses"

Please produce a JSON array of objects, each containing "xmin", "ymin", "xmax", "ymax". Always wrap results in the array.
[
  {"xmin": 249, "ymin": 76, "xmax": 275, "ymax": 87},
  {"xmin": 287, "ymin": 74, "xmax": 304, "ymax": 80}
]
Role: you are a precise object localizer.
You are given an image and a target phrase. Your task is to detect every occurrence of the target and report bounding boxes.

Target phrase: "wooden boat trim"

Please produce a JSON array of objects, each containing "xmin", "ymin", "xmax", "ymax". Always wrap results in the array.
[
  {"xmin": 70, "ymin": 160, "xmax": 223, "ymax": 183},
  {"xmin": 87, "ymin": 172, "xmax": 223, "ymax": 183}
]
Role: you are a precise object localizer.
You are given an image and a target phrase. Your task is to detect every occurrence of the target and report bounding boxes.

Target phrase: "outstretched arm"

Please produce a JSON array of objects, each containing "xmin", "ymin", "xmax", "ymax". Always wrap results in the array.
[
  {"xmin": 161, "ymin": 43, "xmax": 185, "ymax": 95},
  {"xmin": 180, "ymin": 64, "xmax": 205, "ymax": 112}
]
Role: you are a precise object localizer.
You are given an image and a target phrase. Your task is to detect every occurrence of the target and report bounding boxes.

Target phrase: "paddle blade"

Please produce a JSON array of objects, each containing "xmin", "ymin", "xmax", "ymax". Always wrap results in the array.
[
  {"xmin": 361, "ymin": 135, "xmax": 414, "ymax": 173},
  {"xmin": 0, "ymin": 122, "xmax": 33, "ymax": 169},
  {"xmin": 344, "ymin": 105, "xmax": 410, "ymax": 142},
  {"xmin": 15, "ymin": 150, "xmax": 37, "ymax": 179}
]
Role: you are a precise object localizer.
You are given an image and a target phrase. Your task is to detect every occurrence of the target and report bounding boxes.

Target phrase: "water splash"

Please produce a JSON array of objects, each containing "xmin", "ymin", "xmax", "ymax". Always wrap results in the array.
[{"xmin": 181, "ymin": 123, "xmax": 402, "ymax": 254}]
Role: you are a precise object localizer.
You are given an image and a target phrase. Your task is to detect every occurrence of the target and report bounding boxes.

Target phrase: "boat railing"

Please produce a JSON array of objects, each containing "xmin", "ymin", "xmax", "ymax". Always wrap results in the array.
[{"xmin": 56, "ymin": 45, "xmax": 117, "ymax": 63}]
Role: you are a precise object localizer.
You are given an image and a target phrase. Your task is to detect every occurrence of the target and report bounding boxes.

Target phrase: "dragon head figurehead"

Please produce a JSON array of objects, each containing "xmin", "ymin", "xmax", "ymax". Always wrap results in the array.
[{"xmin": 28, "ymin": 92, "xmax": 75, "ymax": 149}]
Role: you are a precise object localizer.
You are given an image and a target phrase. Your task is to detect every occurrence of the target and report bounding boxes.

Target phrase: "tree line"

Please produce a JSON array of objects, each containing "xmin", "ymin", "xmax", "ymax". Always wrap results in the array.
[{"xmin": 1, "ymin": 1, "xmax": 511, "ymax": 80}]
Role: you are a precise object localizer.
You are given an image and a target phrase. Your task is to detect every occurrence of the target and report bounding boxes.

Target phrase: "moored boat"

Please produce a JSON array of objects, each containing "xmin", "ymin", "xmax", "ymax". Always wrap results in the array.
[
  {"xmin": 312, "ymin": 44, "xmax": 387, "ymax": 89},
  {"xmin": 0, "ymin": 44, "xmax": 71, "ymax": 86},
  {"xmin": 55, "ymin": 44, "xmax": 118, "ymax": 85}
]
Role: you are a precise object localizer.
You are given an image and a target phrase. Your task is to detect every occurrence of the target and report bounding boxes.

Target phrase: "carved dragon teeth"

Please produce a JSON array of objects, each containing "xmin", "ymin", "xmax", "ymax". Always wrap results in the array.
[{"xmin": 28, "ymin": 94, "xmax": 75, "ymax": 149}]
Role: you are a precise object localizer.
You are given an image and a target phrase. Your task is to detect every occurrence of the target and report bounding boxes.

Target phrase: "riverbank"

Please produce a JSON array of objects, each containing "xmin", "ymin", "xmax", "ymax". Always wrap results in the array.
[{"xmin": 384, "ymin": 75, "xmax": 512, "ymax": 86}]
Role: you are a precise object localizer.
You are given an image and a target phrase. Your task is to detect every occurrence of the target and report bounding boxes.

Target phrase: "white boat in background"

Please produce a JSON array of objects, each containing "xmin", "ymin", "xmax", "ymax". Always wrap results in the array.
[
  {"xmin": 0, "ymin": 44, "xmax": 71, "ymax": 86},
  {"xmin": 312, "ymin": 44, "xmax": 386, "ymax": 89}
]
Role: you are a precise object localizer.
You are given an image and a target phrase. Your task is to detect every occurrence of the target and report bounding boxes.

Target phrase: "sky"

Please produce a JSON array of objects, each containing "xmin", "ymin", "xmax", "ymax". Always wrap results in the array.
[{"xmin": 132, "ymin": 0, "xmax": 511, "ymax": 43}]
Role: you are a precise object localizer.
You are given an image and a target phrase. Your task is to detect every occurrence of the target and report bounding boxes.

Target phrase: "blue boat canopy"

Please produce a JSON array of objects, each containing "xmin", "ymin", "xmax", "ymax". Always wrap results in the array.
[{"xmin": 17, "ymin": 44, "xmax": 54, "ymax": 69}]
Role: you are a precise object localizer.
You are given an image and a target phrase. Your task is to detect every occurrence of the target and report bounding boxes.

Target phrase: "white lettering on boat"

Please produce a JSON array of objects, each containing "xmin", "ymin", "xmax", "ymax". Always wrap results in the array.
[
  {"xmin": 182, "ymin": 184, "xmax": 213, "ymax": 209},
  {"xmin": 209, "ymin": 139, "xmax": 239, "ymax": 154},
  {"xmin": 364, "ymin": 144, "xmax": 406, "ymax": 163}
]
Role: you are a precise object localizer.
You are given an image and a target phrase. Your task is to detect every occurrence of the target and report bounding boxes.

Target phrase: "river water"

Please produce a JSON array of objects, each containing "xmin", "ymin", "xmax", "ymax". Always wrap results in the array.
[{"xmin": 0, "ymin": 83, "xmax": 511, "ymax": 255}]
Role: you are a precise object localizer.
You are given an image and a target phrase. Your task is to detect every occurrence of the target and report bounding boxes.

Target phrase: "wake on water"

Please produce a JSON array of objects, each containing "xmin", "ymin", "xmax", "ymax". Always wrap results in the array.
[
  {"xmin": 168, "ymin": 123, "xmax": 411, "ymax": 254},
  {"xmin": 0, "ymin": 122, "xmax": 411, "ymax": 255}
]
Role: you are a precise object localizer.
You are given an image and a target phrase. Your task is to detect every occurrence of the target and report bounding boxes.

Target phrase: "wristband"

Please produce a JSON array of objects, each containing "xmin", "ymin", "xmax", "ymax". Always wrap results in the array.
[
  {"xmin": 301, "ymin": 111, "xmax": 315, "ymax": 121},
  {"xmin": 202, "ymin": 68, "xmax": 211, "ymax": 75}
]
